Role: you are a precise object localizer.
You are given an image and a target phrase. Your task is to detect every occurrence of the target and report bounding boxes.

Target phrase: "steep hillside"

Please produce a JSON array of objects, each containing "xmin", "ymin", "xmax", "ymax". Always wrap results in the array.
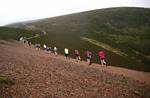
[
  {"xmin": 0, "ymin": 41, "xmax": 150, "ymax": 98},
  {"xmin": 6, "ymin": 7, "xmax": 150, "ymax": 72}
]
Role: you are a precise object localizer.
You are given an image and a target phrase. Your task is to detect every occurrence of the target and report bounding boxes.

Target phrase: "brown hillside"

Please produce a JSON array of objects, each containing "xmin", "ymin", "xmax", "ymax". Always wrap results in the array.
[{"xmin": 0, "ymin": 40, "xmax": 150, "ymax": 98}]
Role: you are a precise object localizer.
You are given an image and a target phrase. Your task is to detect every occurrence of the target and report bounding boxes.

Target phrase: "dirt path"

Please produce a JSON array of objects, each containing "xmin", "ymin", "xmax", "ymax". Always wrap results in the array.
[
  {"xmin": 0, "ymin": 40, "xmax": 150, "ymax": 98},
  {"xmin": 55, "ymin": 55, "xmax": 150, "ymax": 85}
]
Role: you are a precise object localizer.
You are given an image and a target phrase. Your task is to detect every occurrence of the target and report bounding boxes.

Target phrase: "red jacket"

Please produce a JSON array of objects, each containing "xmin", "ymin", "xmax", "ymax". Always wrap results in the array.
[
  {"xmin": 98, "ymin": 51, "xmax": 105, "ymax": 59},
  {"xmin": 85, "ymin": 51, "xmax": 92, "ymax": 57}
]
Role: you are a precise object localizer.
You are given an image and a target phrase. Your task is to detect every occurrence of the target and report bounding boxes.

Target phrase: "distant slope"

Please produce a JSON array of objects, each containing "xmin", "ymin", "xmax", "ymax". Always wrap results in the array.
[
  {"xmin": 6, "ymin": 7, "xmax": 150, "ymax": 72},
  {"xmin": 0, "ymin": 27, "xmax": 41, "ymax": 40}
]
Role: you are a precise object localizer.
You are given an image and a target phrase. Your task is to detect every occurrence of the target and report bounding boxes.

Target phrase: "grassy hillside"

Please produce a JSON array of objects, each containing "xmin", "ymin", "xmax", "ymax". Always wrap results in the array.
[
  {"xmin": 6, "ymin": 7, "xmax": 150, "ymax": 72},
  {"xmin": 0, "ymin": 27, "xmax": 40, "ymax": 40}
]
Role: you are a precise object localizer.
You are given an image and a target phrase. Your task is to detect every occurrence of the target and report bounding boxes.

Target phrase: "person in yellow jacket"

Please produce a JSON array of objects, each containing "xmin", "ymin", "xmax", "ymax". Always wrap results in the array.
[{"xmin": 64, "ymin": 48, "xmax": 69, "ymax": 59}]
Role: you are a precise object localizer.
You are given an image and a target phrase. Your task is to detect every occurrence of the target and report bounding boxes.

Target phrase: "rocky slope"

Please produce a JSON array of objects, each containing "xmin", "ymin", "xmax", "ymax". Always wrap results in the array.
[{"xmin": 0, "ymin": 40, "xmax": 150, "ymax": 98}]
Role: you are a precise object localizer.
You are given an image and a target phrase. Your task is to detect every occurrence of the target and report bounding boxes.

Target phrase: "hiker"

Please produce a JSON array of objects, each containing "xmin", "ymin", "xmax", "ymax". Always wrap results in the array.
[
  {"xmin": 27, "ymin": 40, "xmax": 31, "ymax": 46},
  {"xmin": 49, "ymin": 47, "xmax": 52, "ymax": 53},
  {"xmin": 46, "ymin": 46, "xmax": 50, "ymax": 53},
  {"xmin": 19, "ymin": 36, "xmax": 25, "ymax": 44},
  {"xmin": 85, "ymin": 50, "xmax": 92, "ymax": 65},
  {"xmin": 23, "ymin": 37, "xmax": 27, "ymax": 44},
  {"xmin": 35, "ymin": 44, "xmax": 41, "ymax": 50},
  {"xmin": 98, "ymin": 50, "xmax": 107, "ymax": 66},
  {"xmin": 54, "ymin": 46, "xmax": 58, "ymax": 55},
  {"xmin": 64, "ymin": 48, "xmax": 69, "ymax": 59},
  {"xmin": 74, "ymin": 49, "xmax": 81, "ymax": 62},
  {"xmin": 43, "ymin": 44, "xmax": 47, "ymax": 50},
  {"xmin": 47, "ymin": 46, "xmax": 52, "ymax": 53},
  {"xmin": 19, "ymin": 36, "xmax": 23, "ymax": 41}
]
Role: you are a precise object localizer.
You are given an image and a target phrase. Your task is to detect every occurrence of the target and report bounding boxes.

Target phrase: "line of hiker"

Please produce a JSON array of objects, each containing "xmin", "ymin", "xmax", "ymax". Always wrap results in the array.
[
  {"xmin": 19, "ymin": 37, "xmax": 107, "ymax": 66},
  {"xmin": 33, "ymin": 43, "xmax": 107, "ymax": 66}
]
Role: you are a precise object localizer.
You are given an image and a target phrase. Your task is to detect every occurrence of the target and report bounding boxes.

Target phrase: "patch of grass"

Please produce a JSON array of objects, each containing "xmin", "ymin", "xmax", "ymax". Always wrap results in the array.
[
  {"xmin": 0, "ymin": 76, "xmax": 15, "ymax": 86},
  {"xmin": 81, "ymin": 37, "xmax": 128, "ymax": 57},
  {"xmin": 0, "ymin": 27, "xmax": 40, "ymax": 41}
]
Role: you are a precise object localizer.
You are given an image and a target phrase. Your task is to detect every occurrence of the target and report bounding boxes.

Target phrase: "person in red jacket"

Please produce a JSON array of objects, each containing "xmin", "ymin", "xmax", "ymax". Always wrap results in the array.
[
  {"xmin": 98, "ymin": 50, "xmax": 107, "ymax": 66},
  {"xmin": 85, "ymin": 50, "xmax": 92, "ymax": 65}
]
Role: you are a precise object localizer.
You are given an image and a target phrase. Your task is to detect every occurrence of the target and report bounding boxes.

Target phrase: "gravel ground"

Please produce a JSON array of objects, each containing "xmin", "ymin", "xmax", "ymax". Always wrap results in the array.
[{"xmin": 0, "ymin": 41, "xmax": 150, "ymax": 98}]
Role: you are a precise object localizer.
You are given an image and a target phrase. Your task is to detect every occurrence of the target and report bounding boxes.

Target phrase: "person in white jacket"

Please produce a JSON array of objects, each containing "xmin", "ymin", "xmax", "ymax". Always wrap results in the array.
[
  {"xmin": 54, "ymin": 47, "xmax": 58, "ymax": 56},
  {"xmin": 64, "ymin": 48, "xmax": 69, "ymax": 58}
]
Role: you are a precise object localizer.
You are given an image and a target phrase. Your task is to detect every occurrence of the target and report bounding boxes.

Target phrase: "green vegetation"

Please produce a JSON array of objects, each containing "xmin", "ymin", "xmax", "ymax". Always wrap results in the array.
[
  {"xmin": 80, "ymin": 37, "xmax": 128, "ymax": 57},
  {"xmin": 5, "ymin": 7, "xmax": 150, "ymax": 72},
  {"xmin": 0, "ymin": 27, "xmax": 39, "ymax": 40},
  {"xmin": 0, "ymin": 76, "xmax": 14, "ymax": 85}
]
